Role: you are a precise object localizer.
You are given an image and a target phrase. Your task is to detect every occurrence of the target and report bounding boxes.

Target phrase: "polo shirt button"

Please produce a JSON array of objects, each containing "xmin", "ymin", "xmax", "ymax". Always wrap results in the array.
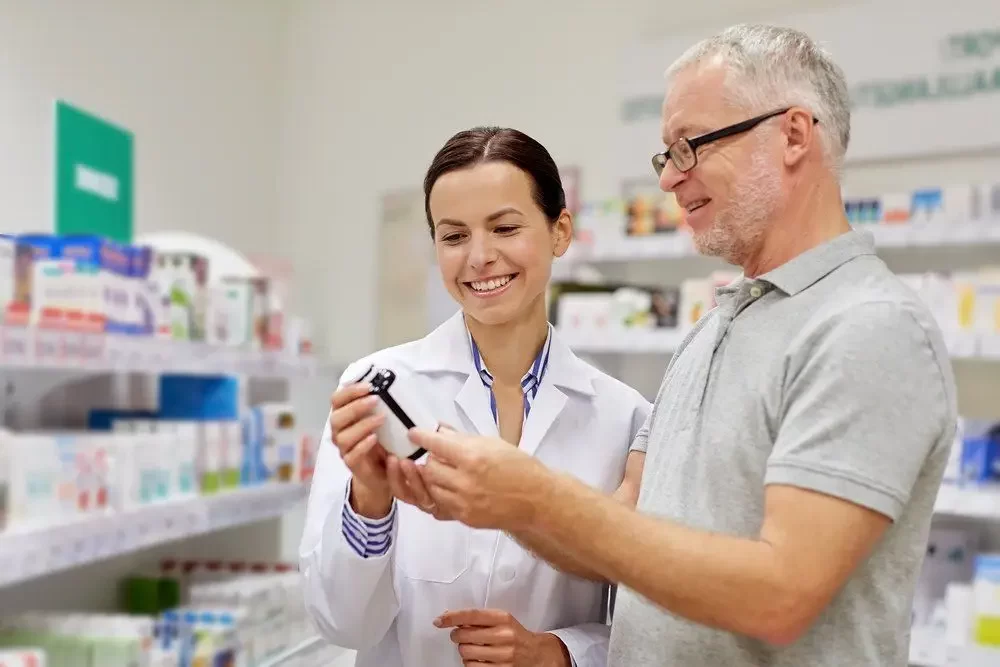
[{"xmin": 750, "ymin": 285, "xmax": 763, "ymax": 298}]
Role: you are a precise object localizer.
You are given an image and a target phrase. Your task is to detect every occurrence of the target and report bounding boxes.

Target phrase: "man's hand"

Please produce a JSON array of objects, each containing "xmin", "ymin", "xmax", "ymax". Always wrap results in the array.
[
  {"xmin": 434, "ymin": 609, "xmax": 571, "ymax": 667},
  {"xmin": 407, "ymin": 427, "xmax": 549, "ymax": 531}
]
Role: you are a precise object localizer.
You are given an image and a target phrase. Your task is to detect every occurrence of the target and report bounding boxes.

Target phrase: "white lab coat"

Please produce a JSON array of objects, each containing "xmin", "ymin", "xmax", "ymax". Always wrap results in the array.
[{"xmin": 299, "ymin": 311, "xmax": 651, "ymax": 667}]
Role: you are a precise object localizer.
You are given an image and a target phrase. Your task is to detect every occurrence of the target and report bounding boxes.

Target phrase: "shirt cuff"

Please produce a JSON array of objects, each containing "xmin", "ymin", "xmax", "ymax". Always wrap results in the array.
[
  {"xmin": 547, "ymin": 625, "xmax": 608, "ymax": 667},
  {"xmin": 341, "ymin": 478, "xmax": 397, "ymax": 559}
]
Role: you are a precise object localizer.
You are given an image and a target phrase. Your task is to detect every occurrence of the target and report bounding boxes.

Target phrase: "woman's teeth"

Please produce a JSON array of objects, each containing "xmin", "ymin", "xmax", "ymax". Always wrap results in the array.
[{"xmin": 470, "ymin": 275, "xmax": 513, "ymax": 292}]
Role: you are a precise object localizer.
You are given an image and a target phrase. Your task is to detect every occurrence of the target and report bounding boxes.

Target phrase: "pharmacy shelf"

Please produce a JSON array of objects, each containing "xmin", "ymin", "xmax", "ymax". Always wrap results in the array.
[
  {"xmin": 934, "ymin": 484, "xmax": 1000, "ymax": 520},
  {"xmin": 567, "ymin": 220, "xmax": 1000, "ymax": 263},
  {"xmin": 0, "ymin": 325, "xmax": 323, "ymax": 378},
  {"xmin": 0, "ymin": 483, "xmax": 307, "ymax": 589},
  {"xmin": 910, "ymin": 644, "xmax": 1000, "ymax": 667},
  {"xmin": 562, "ymin": 327, "xmax": 1000, "ymax": 361},
  {"xmin": 256, "ymin": 636, "xmax": 353, "ymax": 667}
]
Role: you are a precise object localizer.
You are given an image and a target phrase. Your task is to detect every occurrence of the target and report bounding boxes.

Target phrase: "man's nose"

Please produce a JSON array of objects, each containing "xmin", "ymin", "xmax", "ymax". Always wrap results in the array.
[{"xmin": 659, "ymin": 159, "xmax": 687, "ymax": 192}]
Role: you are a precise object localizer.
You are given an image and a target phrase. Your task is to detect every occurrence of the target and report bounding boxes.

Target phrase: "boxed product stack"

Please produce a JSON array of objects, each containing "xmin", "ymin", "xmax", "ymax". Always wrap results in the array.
[
  {"xmin": 119, "ymin": 559, "xmax": 311, "ymax": 666},
  {"xmin": 0, "ymin": 407, "xmax": 316, "ymax": 536},
  {"xmin": 844, "ymin": 182, "xmax": 1000, "ymax": 227},
  {"xmin": 0, "ymin": 232, "xmax": 315, "ymax": 358},
  {"xmin": 899, "ymin": 269, "xmax": 1000, "ymax": 354},
  {"xmin": 0, "ymin": 613, "xmax": 155, "ymax": 667},
  {"xmin": 0, "ymin": 647, "xmax": 46, "ymax": 667}
]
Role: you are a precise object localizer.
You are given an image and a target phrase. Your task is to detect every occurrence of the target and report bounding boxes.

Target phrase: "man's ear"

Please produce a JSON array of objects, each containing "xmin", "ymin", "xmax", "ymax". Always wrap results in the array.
[{"xmin": 783, "ymin": 107, "xmax": 816, "ymax": 168}]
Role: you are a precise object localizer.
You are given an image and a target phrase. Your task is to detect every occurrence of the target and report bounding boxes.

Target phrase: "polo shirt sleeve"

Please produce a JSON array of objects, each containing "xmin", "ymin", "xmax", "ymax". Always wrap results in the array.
[
  {"xmin": 629, "ymin": 392, "xmax": 653, "ymax": 453},
  {"xmin": 764, "ymin": 300, "xmax": 954, "ymax": 521}
]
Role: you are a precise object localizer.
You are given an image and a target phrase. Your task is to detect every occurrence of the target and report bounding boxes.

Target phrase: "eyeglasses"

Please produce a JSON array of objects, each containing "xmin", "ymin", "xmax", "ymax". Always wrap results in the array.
[{"xmin": 652, "ymin": 107, "xmax": 817, "ymax": 177}]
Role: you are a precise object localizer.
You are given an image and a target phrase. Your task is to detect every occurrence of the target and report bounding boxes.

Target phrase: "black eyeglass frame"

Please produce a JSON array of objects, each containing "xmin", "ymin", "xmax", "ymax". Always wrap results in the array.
[{"xmin": 652, "ymin": 107, "xmax": 818, "ymax": 176}]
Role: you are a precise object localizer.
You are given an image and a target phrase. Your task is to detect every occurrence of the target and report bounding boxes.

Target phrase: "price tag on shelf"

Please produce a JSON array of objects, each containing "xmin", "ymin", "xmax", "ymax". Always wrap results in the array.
[
  {"xmin": 116, "ymin": 523, "xmax": 132, "ymax": 552},
  {"xmin": 943, "ymin": 330, "xmax": 977, "ymax": 358},
  {"xmin": 47, "ymin": 538, "xmax": 68, "ymax": 571},
  {"xmin": 950, "ymin": 221, "xmax": 982, "ymax": 243},
  {"xmin": 934, "ymin": 484, "xmax": 959, "ymax": 514},
  {"xmin": 62, "ymin": 332, "xmax": 85, "ymax": 362},
  {"xmin": 126, "ymin": 337, "xmax": 145, "ymax": 368},
  {"xmin": 68, "ymin": 526, "xmax": 92, "ymax": 565},
  {"xmin": 106, "ymin": 339, "xmax": 125, "ymax": 369},
  {"xmin": 1, "ymin": 326, "xmax": 31, "ymax": 365},
  {"xmin": 907, "ymin": 223, "xmax": 945, "ymax": 246},
  {"xmin": 92, "ymin": 525, "xmax": 112, "ymax": 559},
  {"xmin": 136, "ymin": 517, "xmax": 153, "ymax": 545},
  {"xmin": 21, "ymin": 541, "xmax": 44, "ymax": 579},
  {"xmin": 35, "ymin": 329, "xmax": 63, "ymax": 366},
  {"xmin": 979, "ymin": 335, "xmax": 1000, "ymax": 360},
  {"xmin": 81, "ymin": 332, "xmax": 105, "ymax": 366},
  {"xmin": 961, "ymin": 489, "xmax": 998, "ymax": 518}
]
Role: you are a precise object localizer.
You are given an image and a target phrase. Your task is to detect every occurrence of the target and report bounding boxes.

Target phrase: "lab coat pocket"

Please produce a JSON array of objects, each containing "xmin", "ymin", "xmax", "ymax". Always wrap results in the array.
[{"xmin": 396, "ymin": 504, "xmax": 470, "ymax": 584}]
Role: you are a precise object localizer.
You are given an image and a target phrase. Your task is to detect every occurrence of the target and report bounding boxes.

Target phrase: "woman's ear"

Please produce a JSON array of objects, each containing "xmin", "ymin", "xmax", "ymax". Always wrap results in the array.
[{"xmin": 551, "ymin": 209, "xmax": 573, "ymax": 258}]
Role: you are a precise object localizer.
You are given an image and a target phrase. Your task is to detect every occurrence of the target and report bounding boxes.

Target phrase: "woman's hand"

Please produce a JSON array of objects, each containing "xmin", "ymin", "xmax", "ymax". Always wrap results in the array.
[
  {"xmin": 329, "ymin": 382, "xmax": 391, "ymax": 518},
  {"xmin": 434, "ymin": 609, "xmax": 571, "ymax": 667},
  {"xmin": 386, "ymin": 455, "xmax": 455, "ymax": 521}
]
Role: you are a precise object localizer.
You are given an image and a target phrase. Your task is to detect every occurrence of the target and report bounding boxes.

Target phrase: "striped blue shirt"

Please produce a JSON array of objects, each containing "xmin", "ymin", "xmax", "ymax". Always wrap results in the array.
[
  {"xmin": 469, "ymin": 324, "xmax": 554, "ymax": 426},
  {"xmin": 341, "ymin": 479, "xmax": 396, "ymax": 558},
  {"xmin": 341, "ymin": 325, "xmax": 554, "ymax": 559}
]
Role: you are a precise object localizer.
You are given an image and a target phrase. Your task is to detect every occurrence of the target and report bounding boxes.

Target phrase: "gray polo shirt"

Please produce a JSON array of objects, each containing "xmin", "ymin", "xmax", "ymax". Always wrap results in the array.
[{"xmin": 608, "ymin": 229, "xmax": 957, "ymax": 666}]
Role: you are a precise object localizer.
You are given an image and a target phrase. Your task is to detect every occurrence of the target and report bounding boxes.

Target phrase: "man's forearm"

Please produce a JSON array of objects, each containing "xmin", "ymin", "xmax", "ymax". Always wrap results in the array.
[
  {"xmin": 511, "ymin": 527, "xmax": 607, "ymax": 581},
  {"xmin": 523, "ymin": 470, "xmax": 792, "ymax": 643}
]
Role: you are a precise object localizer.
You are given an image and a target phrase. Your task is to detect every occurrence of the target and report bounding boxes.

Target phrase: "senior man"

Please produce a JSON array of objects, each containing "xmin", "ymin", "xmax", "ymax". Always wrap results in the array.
[{"xmin": 402, "ymin": 24, "xmax": 957, "ymax": 667}]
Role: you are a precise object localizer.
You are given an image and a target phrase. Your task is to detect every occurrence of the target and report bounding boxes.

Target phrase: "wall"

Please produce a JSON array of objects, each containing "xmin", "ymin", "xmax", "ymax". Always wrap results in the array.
[
  {"xmin": 276, "ymin": 0, "xmax": 846, "ymax": 363},
  {"xmin": 0, "ymin": 0, "xmax": 287, "ymax": 256}
]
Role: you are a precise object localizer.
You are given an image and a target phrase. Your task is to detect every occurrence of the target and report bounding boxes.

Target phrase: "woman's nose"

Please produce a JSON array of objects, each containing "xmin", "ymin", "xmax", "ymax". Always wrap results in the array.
[{"xmin": 468, "ymin": 235, "xmax": 498, "ymax": 269}]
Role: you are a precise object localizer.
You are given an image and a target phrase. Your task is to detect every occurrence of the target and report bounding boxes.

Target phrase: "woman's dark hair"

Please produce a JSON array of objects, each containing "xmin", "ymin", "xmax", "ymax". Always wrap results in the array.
[{"xmin": 422, "ymin": 126, "xmax": 566, "ymax": 237}]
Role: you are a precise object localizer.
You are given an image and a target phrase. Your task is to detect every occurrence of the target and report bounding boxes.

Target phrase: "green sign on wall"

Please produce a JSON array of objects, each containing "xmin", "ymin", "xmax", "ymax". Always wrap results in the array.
[{"xmin": 54, "ymin": 100, "xmax": 134, "ymax": 242}]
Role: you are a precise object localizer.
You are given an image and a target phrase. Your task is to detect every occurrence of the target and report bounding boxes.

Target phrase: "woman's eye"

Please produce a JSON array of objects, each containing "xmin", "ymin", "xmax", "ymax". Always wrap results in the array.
[
  {"xmin": 441, "ymin": 234, "xmax": 464, "ymax": 243},
  {"xmin": 495, "ymin": 225, "xmax": 518, "ymax": 234}
]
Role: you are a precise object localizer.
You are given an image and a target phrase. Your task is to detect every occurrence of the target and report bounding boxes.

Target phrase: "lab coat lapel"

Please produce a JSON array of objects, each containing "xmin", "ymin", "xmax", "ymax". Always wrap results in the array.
[
  {"xmin": 455, "ymin": 372, "xmax": 499, "ymax": 437},
  {"xmin": 518, "ymin": 382, "xmax": 566, "ymax": 457},
  {"xmin": 412, "ymin": 312, "xmax": 499, "ymax": 437},
  {"xmin": 518, "ymin": 331, "xmax": 595, "ymax": 456}
]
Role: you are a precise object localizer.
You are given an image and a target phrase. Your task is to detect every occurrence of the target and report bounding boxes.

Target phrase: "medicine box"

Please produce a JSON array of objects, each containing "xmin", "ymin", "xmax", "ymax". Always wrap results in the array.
[
  {"xmin": 154, "ymin": 252, "xmax": 209, "ymax": 341},
  {"xmin": 130, "ymin": 245, "xmax": 156, "ymax": 336},
  {"xmin": 972, "ymin": 553, "xmax": 1000, "ymax": 646},
  {"xmin": 17, "ymin": 235, "xmax": 63, "ymax": 329},
  {"xmin": 60, "ymin": 234, "xmax": 119, "ymax": 333}
]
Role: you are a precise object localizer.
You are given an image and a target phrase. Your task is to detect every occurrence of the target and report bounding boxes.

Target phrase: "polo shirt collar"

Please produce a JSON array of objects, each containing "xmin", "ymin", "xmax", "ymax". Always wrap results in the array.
[{"xmin": 759, "ymin": 228, "xmax": 876, "ymax": 296}]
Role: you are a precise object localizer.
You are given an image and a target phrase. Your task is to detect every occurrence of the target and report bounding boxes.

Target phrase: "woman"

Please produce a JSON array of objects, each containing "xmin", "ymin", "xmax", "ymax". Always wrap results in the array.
[{"xmin": 299, "ymin": 127, "xmax": 650, "ymax": 667}]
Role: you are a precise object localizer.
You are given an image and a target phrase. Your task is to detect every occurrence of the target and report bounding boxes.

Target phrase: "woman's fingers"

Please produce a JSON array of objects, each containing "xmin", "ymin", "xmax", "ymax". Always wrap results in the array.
[
  {"xmin": 400, "ymin": 459, "xmax": 435, "ymax": 508},
  {"xmin": 331, "ymin": 382, "xmax": 372, "ymax": 409},
  {"xmin": 333, "ymin": 412, "xmax": 385, "ymax": 455},
  {"xmin": 329, "ymin": 393, "xmax": 379, "ymax": 434},
  {"xmin": 342, "ymin": 433, "xmax": 380, "ymax": 470},
  {"xmin": 386, "ymin": 456, "xmax": 418, "ymax": 505}
]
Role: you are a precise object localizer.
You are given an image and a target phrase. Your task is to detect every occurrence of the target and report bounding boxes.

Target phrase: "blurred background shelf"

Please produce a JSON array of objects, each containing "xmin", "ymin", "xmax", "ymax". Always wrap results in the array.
[
  {"xmin": 560, "ymin": 328, "xmax": 1000, "ymax": 361},
  {"xmin": 565, "ymin": 221, "xmax": 1000, "ymax": 264},
  {"xmin": 0, "ymin": 483, "xmax": 307, "ymax": 589},
  {"xmin": 0, "ymin": 326, "xmax": 325, "ymax": 378}
]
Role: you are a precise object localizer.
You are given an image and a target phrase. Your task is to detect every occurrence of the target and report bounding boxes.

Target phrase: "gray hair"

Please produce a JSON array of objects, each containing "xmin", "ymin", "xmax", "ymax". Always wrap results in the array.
[{"xmin": 665, "ymin": 24, "xmax": 851, "ymax": 172}]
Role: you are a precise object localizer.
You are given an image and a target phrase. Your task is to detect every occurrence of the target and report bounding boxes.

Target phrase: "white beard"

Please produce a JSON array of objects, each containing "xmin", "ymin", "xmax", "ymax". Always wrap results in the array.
[{"xmin": 691, "ymin": 149, "xmax": 782, "ymax": 265}]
